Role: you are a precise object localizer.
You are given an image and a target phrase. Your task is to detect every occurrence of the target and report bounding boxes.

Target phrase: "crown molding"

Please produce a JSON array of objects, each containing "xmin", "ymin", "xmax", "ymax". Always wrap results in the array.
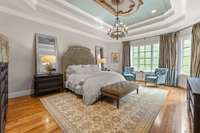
[
  {"xmin": 53, "ymin": 0, "xmax": 112, "ymax": 28},
  {"xmin": 122, "ymin": 14, "xmax": 186, "ymax": 41},
  {"xmin": 0, "ymin": 5, "xmax": 111, "ymax": 42},
  {"xmin": 128, "ymin": 8, "xmax": 174, "ymax": 31},
  {"xmin": 23, "ymin": 0, "xmax": 38, "ymax": 10},
  {"xmin": 0, "ymin": 0, "xmax": 195, "ymax": 43},
  {"xmin": 37, "ymin": 2, "xmax": 107, "ymax": 34}
]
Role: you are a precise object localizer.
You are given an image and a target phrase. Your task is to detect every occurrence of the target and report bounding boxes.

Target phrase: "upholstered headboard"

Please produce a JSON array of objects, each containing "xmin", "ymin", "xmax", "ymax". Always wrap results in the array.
[{"xmin": 62, "ymin": 46, "xmax": 95, "ymax": 80}]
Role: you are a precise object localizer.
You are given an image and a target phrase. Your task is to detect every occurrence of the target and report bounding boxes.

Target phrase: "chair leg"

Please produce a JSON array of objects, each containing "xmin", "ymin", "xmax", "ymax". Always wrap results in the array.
[{"xmin": 137, "ymin": 88, "xmax": 139, "ymax": 94}]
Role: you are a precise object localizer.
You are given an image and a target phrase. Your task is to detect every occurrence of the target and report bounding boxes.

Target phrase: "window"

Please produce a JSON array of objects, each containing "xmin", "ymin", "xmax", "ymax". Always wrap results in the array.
[
  {"xmin": 131, "ymin": 43, "xmax": 159, "ymax": 72},
  {"xmin": 181, "ymin": 39, "xmax": 191, "ymax": 74}
]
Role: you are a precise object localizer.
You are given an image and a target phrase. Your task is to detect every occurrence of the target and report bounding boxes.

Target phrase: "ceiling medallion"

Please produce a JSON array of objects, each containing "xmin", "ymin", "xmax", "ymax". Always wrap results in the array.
[
  {"xmin": 107, "ymin": 0, "xmax": 128, "ymax": 40},
  {"xmin": 95, "ymin": 0, "xmax": 143, "ymax": 16}
]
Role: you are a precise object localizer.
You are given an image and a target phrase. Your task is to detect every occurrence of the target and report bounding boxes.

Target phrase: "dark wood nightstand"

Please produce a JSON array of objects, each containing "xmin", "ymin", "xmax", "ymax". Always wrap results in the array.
[{"xmin": 34, "ymin": 73, "xmax": 63, "ymax": 96}]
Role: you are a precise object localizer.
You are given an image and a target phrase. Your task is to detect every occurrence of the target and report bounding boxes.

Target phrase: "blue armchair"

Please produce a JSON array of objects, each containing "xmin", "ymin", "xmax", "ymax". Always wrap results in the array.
[
  {"xmin": 145, "ymin": 68, "xmax": 168, "ymax": 86},
  {"xmin": 122, "ymin": 67, "xmax": 136, "ymax": 81}
]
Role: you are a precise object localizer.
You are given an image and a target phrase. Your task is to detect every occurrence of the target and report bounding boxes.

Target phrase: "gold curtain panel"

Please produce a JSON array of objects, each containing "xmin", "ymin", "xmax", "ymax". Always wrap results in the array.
[
  {"xmin": 0, "ymin": 34, "xmax": 9, "ymax": 63},
  {"xmin": 95, "ymin": 0, "xmax": 143, "ymax": 16}
]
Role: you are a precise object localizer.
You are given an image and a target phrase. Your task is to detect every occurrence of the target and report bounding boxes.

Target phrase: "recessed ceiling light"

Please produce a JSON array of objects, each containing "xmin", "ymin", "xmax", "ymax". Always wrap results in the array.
[{"xmin": 152, "ymin": 10, "xmax": 157, "ymax": 14}]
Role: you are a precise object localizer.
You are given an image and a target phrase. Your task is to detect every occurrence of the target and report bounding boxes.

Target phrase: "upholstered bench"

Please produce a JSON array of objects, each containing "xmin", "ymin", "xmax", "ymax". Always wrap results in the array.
[{"xmin": 101, "ymin": 81, "xmax": 139, "ymax": 108}]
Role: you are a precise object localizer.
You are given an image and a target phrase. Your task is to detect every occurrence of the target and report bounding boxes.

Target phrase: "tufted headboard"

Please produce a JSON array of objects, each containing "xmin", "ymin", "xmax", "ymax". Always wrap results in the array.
[{"xmin": 62, "ymin": 46, "xmax": 95, "ymax": 80}]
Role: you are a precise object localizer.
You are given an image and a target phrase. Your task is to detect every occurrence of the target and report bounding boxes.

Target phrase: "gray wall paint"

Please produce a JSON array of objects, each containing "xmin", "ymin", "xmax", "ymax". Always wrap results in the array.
[{"xmin": 0, "ymin": 12, "xmax": 122, "ymax": 96}]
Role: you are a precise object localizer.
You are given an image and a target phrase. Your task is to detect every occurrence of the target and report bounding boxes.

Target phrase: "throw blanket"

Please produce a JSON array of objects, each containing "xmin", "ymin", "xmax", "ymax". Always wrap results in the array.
[{"xmin": 82, "ymin": 71, "xmax": 125, "ymax": 105}]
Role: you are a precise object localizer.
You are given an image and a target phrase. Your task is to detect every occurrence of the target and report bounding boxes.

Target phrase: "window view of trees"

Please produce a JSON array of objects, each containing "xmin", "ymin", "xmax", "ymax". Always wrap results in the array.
[
  {"xmin": 131, "ymin": 43, "xmax": 159, "ymax": 72},
  {"xmin": 182, "ymin": 39, "xmax": 191, "ymax": 75}
]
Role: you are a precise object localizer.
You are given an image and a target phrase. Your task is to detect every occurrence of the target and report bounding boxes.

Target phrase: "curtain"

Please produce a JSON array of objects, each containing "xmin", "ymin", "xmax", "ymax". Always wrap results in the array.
[
  {"xmin": 159, "ymin": 33, "xmax": 178, "ymax": 86},
  {"xmin": 122, "ymin": 41, "xmax": 130, "ymax": 70},
  {"xmin": 191, "ymin": 23, "xmax": 200, "ymax": 77}
]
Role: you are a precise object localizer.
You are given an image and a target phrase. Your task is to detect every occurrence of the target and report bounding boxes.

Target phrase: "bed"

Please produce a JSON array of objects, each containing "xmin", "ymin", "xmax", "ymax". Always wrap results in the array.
[{"xmin": 62, "ymin": 46, "xmax": 125, "ymax": 105}]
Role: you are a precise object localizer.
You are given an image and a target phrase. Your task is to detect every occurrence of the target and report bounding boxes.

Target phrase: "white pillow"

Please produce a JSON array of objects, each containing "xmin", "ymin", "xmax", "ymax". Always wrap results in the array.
[
  {"xmin": 82, "ymin": 65, "xmax": 101, "ymax": 73},
  {"xmin": 66, "ymin": 65, "xmax": 82, "ymax": 75},
  {"xmin": 67, "ymin": 65, "xmax": 101, "ymax": 76}
]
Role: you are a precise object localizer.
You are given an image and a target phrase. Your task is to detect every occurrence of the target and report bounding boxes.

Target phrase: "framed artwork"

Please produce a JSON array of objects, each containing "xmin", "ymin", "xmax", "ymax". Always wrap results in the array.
[{"xmin": 111, "ymin": 52, "xmax": 120, "ymax": 63}]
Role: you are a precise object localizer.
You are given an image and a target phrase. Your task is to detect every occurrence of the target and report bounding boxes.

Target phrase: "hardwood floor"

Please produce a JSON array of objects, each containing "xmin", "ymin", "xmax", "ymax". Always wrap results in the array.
[{"xmin": 6, "ymin": 84, "xmax": 191, "ymax": 133}]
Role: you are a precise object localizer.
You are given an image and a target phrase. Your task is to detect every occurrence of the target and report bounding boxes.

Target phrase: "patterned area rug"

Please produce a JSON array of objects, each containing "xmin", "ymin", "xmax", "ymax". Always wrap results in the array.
[{"xmin": 40, "ymin": 87, "xmax": 168, "ymax": 133}]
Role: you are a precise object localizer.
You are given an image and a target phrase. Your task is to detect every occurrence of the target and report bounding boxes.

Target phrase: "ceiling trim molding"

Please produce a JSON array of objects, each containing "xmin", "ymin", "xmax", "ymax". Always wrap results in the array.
[
  {"xmin": 37, "ymin": 2, "xmax": 107, "ymax": 33},
  {"xmin": 54, "ymin": 0, "xmax": 174, "ymax": 29},
  {"xmin": 53, "ymin": 0, "xmax": 112, "ymax": 28},
  {"xmin": 0, "ymin": 5, "xmax": 112, "ymax": 42},
  {"xmin": 23, "ymin": 0, "xmax": 38, "ymax": 10},
  {"xmin": 128, "ymin": 8, "xmax": 174, "ymax": 30},
  {"xmin": 124, "ymin": 14, "xmax": 185, "ymax": 41}
]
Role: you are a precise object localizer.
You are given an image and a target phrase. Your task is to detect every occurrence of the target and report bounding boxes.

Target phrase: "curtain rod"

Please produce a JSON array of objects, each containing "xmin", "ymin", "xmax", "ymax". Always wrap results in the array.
[{"xmin": 127, "ymin": 21, "xmax": 197, "ymax": 42}]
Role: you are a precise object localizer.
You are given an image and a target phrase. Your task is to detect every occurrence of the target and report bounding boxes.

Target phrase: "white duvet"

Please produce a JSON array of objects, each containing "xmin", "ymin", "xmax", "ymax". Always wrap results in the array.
[{"xmin": 67, "ymin": 71, "xmax": 125, "ymax": 105}]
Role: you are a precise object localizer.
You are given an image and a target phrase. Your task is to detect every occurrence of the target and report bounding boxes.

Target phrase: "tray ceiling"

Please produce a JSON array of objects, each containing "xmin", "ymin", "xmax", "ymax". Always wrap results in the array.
[{"xmin": 65, "ymin": 0, "xmax": 171, "ymax": 26}]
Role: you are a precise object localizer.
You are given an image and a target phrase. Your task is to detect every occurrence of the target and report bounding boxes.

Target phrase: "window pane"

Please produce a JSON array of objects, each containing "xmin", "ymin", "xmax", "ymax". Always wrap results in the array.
[
  {"xmin": 145, "ymin": 59, "xmax": 151, "ymax": 64},
  {"xmin": 133, "ymin": 47, "xmax": 138, "ymax": 53},
  {"xmin": 140, "ymin": 46, "xmax": 145, "ymax": 52},
  {"xmin": 145, "ymin": 52, "xmax": 151, "ymax": 57},
  {"xmin": 153, "ymin": 58, "xmax": 159, "ymax": 64},
  {"xmin": 140, "ymin": 65, "xmax": 144, "ymax": 70},
  {"xmin": 154, "ymin": 44, "xmax": 159, "ymax": 51},
  {"xmin": 140, "ymin": 52, "xmax": 145, "ymax": 58},
  {"xmin": 133, "ymin": 53, "xmax": 138, "ymax": 59},
  {"xmin": 145, "ymin": 45, "xmax": 151, "ymax": 51},
  {"xmin": 153, "ymin": 52, "xmax": 159, "ymax": 58},
  {"xmin": 133, "ymin": 58, "xmax": 138, "ymax": 64},
  {"xmin": 181, "ymin": 37, "xmax": 191, "ymax": 75},
  {"xmin": 184, "ymin": 48, "xmax": 191, "ymax": 56},
  {"xmin": 183, "ymin": 57, "xmax": 191, "ymax": 66},
  {"xmin": 140, "ymin": 58, "xmax": 145, "ymax": 64},
  {"xmin": 144, "ymin": 65, "xmax": 151, "ymax": 71},
  {"xmin": 131, "ymin": 42, "xmax": 160, "ymax": 72}
]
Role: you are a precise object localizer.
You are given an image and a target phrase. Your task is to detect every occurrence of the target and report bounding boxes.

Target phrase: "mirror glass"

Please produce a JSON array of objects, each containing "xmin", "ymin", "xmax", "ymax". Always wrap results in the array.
[{"xmin": 35, "ymin": 33, "xmax": 58, "ymax": 74}]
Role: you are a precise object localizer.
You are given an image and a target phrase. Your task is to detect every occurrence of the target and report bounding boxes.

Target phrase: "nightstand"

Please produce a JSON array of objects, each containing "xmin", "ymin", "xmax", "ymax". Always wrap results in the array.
[{"xmin": 34, "ymin": 73, "xmax": 63, "ymax": 96}]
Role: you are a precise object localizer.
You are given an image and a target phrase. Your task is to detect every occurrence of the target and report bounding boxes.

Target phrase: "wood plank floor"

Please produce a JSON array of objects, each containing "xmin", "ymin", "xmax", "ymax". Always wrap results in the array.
[{"xmin": 6, "ymin": 84, "xmax": 191, "ymax": 133}]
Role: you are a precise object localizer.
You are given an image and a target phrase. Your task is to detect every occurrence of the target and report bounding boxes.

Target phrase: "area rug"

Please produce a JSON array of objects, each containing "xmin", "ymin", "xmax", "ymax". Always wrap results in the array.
[{"xmin": 40, "ymin": 87, "xmax": 168, "ymax": 133}]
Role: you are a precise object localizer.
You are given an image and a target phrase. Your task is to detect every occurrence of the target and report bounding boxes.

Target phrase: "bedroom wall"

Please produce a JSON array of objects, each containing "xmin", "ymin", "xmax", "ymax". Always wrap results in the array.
[{"xmin": 0, "ymin": 12, "xmax": 122, "ymax": 98}]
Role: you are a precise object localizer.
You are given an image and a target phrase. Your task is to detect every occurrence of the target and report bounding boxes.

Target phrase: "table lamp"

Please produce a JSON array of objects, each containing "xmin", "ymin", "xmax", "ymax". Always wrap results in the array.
[{"xmin": 41, "ymin": 55, "xmax": 56, "ymax": 74}]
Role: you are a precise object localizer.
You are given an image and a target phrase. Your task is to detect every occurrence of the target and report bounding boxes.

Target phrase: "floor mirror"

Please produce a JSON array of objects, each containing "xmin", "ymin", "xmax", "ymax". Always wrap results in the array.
[{"xmin": 35, "ymin": 33, "xmax": 58, "ymax": 74}]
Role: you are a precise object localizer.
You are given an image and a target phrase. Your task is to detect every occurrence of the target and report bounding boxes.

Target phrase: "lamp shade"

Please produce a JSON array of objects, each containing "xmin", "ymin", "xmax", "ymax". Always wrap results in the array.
[
  {"xmin": 97, "ymin": 58, "xmax": 107, "ymax": 64},
  {"xmin": 40, "ymin": 55, "xmax": 56, "ymax": 65},
  {"xmin": 101, "ymin": 58, "xmax": 107, "ymax": 64}
]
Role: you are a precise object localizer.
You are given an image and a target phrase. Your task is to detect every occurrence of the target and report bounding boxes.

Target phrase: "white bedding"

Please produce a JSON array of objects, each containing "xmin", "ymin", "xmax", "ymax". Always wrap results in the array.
[{"xmin": 66, "ymin": 69, "xmax": 125, "ymax": 105}]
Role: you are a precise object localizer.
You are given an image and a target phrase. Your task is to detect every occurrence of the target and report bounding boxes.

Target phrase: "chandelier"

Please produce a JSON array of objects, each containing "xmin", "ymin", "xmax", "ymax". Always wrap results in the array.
[{"xmin": 107, "ymin": 1, "xmax": 128, "ymax": 40}]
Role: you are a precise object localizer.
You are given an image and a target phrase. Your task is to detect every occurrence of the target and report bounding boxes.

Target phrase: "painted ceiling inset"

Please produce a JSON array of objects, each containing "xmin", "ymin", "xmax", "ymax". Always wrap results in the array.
[
  {"xmin": 95, "ymin": 0, "xmax": 143, "ymax": 16},
  {"xmin": 65, "ymin": 0, "xmax": 171, "ymax": 26}
]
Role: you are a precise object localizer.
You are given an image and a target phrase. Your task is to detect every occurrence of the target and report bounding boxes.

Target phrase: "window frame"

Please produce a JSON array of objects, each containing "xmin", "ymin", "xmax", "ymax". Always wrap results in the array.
[
  {"xmin": 180, "ymin": 37, "xmax": 192, "ymax": 75},
  {"xmin": 131, "ymin": 43, "xmax": 160, "ymax": 72}
]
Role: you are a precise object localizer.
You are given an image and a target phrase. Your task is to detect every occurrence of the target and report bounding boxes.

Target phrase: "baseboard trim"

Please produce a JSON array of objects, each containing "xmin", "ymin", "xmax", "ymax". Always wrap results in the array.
[{"xmin": 8, "ymin": 89, "xmax": 33, "ymax": 99}]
